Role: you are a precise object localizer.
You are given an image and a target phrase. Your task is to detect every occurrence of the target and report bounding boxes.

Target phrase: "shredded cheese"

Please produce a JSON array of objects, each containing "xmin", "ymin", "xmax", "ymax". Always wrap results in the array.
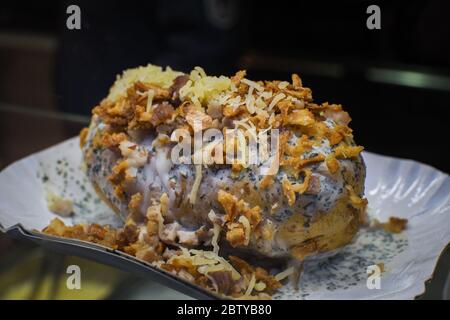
[
  {"xmin": 278, "ymin": 81, "xmax": 290, "ymax": 89},
  {"xmin": 211, "ymin": 223, "xmax": 221, "ymax": 254},
  {"xmin": 254, "ymin": 281, "xmax": 266, "ymax": 292},
  {"xmin": 245, "ymin": 273, "xmax": 256, "ymax": 296},
  {"xmin": 108, "ymin": 64, "xmax": 183, "ymax": 102},
  {"xmin": 241, "ymin": 78, "xmax": 264, "ymax": 92},
  {"xmin": 274, "ymin": 266, "xmax": 295, "ymax": 281},
  {"xmin": 146, "ymin": 89, "xmax": 155, "ymax": 113}
]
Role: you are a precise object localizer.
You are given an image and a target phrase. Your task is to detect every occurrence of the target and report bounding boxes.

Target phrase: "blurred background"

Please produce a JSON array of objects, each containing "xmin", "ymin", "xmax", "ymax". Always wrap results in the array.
[{"xmin": 0, "ymin": 0, "xmax": 448, "ymax": 299}]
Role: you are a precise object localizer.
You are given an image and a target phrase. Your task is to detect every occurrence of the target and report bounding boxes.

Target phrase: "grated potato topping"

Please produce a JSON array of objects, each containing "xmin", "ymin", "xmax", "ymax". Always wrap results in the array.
[
  {"xmin": 107, "ymin": 65, "xmax": 183, "ymax": 102},
  {"xmin": 179, "ymin": 66, "xmax": 232, "ymax": 108}
]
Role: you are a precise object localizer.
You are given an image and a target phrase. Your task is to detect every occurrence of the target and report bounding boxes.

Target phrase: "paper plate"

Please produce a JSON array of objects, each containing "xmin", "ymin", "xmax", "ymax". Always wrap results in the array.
[{"xmin": 0, "ymin": 137, "xmax": 448, "ymax": 299}]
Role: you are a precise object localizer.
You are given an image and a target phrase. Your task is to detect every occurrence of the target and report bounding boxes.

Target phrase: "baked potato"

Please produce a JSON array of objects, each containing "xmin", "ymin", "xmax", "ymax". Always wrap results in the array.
[{"xmin": 80, "ymin": 65, "xmax": 367, "ymax": 263}]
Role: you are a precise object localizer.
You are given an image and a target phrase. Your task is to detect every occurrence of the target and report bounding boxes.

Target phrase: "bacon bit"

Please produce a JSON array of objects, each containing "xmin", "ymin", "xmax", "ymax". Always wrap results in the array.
[
  {"xmin": 290, "ymin": 238, "xmax": 319, "ymax": 260},
  {"xmin": 43, "ymin": 218, "xmax": 118, "ymax": 249},
  {"xmin": 302, "ymin": 121, "xmax": 328, "ymax": 139},
  {"xmin": 346, "ymin": 185, "xmax": 367, "ymax": 209},
  {"xmin": 189, "ymin": 165, "xmax": 203, "ymax": 205},
  {"xmin": 291, "ymin": 73, "xmax": 302, "ymax": 88},
  {"xmin": 305, "ymin": 102, "xmax": 327, "ymax": 110},
  {"xmin": 160, "ymin": 193, "xmax": 170, "ymax": 217},
  {"xmin": 170, "ymin": 75, "xmax": 190, "ymax": 102},
  {"xmin": 135, "ymin": 244, "xmax": 163, "ymax": 263},
  {"xmin": 186, "ymin": 107, "xmax": 213, "ymax": 131},
  {"xmin": 217, "ymin": 190, "xmax": 261, "ymax": 227},
  {"xmin": 118, "ymin": 221, "xmax": 139, "ymax": 246},
  {"xmin": 373, "ymin": 217, "xmax": 408, "ymax": 234},
  {"xmin": 277, "ymin": 100, "xmax": 295, "ymax": 117},
  {"xmin": 149, "ymin": 103, "xmax": 175, "ymax": 127},
  {"xmin": 274, "ymin": 267, "xmax": 295, "ymax": 283},
  {"xmin": 217, "ymin": 190, "xmax": 262, "ymax": 247},
  {"xmin": 93, "ymin": 98, "xmax": 134, "ymax": 128},
  {"xmin": 321, "ymin": 102, "xmax": 343, "ymax": 112},
  {"xmin": 146, "ymin": 202, "xmax": 164, "ymax": 240},
  {"xmin": 209, "ymin": 271, "xmax": 234, "ymax": 295},
  {"xmin": 43, "ymin": 218, "xmax": 79, "ymax": 237},
  {"xmin": 335, "ymin": 124, "xmax": 353, "ymax": 136},
  {"xmin": 278, "ymin": 131, "xmax": 291, "ymax": 160},
  {"xmin": 334, "ymin": 145, "xmax": 364, "ymax": 158},
  {"xmin": 47, "ymin": 65, "xmax": 372, "ymax": 300},
  {"xmin": 255, "ymin": 221, "xmax": 276, "ymax": 241},
  {"xmin": 327, "ymin": 130, "xmax": 343, "ymax": 146},
  {"xmin": 229, "ymin": 256, "xmax": 254, "ymax": 275},
  {"xmin": 268, "ymin": 93, "xmax": 286, "ymax": 111},
  {"xmin": 152, "ymin": 133, "xmax": 171, "ymax": 148},
  {"xmin": 231, "ymin": 163, "xmax": 243, "ymax": 177},
  {"xmin": 301, "ymin": 120, "xmax": 352, "ymax": 147},
  {"xmin": 223, "ymin": 104, "xmax": 246, "ymax": 117},
  {"xmin": 243, "ymin": 205, "xmax": 262, "ymax": 227},
  {"xmin": 229, "ymin": 256, "xmax": 281, "ymax": 294},
  {"xmin": 93, "ymin": 131, "xmax": 128, "ymax": 149},
  {"xmin": 231, "ymin": 70, "xmax": 247, "ymax": 85},
  {"xmin": 146, "ymin": 217, "xmax": 159, "ymax": 237},
  {"xmin": 305, "ymin": 175, "xmax": 321, "ymax": 194},
  {"xmin": 134, "ymin": 81, "xmax": 171, "ymax": 100},
  {"xmin": 283, "ymin": 87, "xmax": 312, "ymax": 101},
  {"xmin": 326, "ymin": 153, "xmax": 340, "ymax": 174}
]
